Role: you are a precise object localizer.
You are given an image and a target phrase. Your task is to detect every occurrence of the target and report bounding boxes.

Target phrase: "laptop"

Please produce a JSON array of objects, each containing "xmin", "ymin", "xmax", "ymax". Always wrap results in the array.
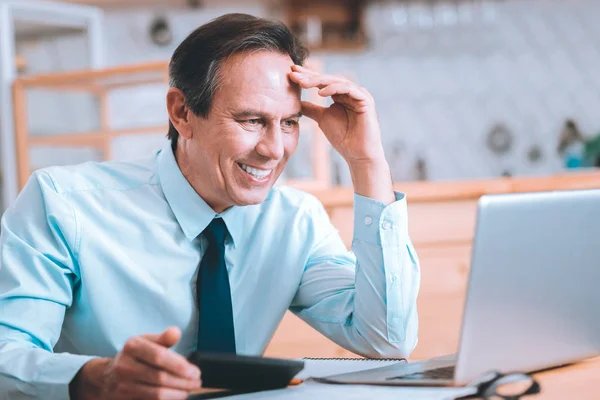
[{"xmin": 322, "ymin": 189, "xmax": 600, "ymax": 386}]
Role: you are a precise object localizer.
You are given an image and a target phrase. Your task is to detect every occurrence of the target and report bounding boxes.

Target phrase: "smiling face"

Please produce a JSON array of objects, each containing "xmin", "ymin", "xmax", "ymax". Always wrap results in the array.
[{"xmin": 172, "ymin": 51, "xmax": 302, "ymax": 213}]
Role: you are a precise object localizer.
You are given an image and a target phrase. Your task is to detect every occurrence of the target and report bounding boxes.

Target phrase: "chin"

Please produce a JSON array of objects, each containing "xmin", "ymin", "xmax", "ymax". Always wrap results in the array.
[
  {"xmin": 232, "ymin": 188, "xmax": 272, "ymax": 206},
  {"xmin": 228, "ymin": 167, "xmax": 282, "ymax": 206}
]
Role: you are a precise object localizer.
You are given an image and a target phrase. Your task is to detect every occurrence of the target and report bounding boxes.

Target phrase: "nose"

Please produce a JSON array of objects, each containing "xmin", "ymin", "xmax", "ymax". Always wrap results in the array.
[{"xmin": 255, "ymin": 125, "xmax": 284, "ymax": 161}]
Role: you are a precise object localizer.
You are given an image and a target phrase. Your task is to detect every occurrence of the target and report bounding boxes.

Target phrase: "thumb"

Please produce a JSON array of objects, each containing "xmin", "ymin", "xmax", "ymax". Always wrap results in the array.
[
  {"xmin": 147, "ymin": 326, "xmax": 181, "ymax": 348},
  {"xmin": 301, "ymin": 101, "xmax": 325, "ymax": 124}
]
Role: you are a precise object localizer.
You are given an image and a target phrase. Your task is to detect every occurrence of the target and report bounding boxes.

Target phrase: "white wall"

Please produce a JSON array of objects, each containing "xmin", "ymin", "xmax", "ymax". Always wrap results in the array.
[{"xmin": 16, "ymin": 0, "xmax": 600, "ymax": 186}]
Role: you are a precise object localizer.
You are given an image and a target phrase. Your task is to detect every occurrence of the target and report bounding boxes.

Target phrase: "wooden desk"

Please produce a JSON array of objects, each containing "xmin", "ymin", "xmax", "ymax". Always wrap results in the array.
[{"xmin": 533, "ymin": 356, "xmax": 600, "ymax": 399}]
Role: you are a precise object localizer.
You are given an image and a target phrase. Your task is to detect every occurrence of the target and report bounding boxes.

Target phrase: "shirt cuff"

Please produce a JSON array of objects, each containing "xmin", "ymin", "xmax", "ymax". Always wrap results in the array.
[
  {"xmin": 353, "ymin": 191, "xmax": 408, "ymax": 246},
  {"xmin": 39, "ymin": 352, "xmax": 98, "ymax": 400}
]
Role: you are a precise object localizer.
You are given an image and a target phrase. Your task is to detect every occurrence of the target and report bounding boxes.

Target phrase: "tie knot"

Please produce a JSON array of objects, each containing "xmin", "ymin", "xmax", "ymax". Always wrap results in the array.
[{"xmin": 203, "ymin": 218, "xmax": 227, "ymax": 246}]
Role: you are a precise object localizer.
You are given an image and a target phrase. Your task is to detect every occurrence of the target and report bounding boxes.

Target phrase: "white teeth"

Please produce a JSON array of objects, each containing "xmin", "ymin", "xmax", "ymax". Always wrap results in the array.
[{"xmin": 240, "ymin": 163, "xmax": 272, "ymax": 179}]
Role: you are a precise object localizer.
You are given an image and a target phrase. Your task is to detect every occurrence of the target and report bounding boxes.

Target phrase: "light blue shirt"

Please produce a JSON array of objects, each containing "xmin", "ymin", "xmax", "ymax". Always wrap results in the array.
[{"xmin": 0, "ymin": 144, "xmax": 420, "ymax": 399}]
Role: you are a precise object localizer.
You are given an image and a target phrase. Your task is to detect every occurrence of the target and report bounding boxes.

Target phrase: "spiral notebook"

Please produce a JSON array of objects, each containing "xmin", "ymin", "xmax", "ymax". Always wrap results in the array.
[{"xmin": 294, "ymin": 357, "xmax": 407, "ymax": 381}]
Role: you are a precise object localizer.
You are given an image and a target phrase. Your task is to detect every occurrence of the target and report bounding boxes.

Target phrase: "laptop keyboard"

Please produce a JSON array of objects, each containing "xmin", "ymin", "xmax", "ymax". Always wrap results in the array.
[{"xmin": 388, "ymin": 365, "xmax": 455, "ymax": 380}]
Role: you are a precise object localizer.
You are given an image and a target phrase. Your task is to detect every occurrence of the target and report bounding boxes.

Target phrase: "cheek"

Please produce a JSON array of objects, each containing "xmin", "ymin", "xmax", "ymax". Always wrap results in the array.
[
  {"xmin": 283, "ymin": 133, "xmax": 300, "ymax": 158},
  {"xmin": 220, "ymin": 128, "xmax": 258, "ymax": 160}
]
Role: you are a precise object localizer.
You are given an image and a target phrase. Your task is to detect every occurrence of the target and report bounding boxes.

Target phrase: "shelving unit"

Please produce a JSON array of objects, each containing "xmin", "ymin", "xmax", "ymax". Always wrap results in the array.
[
  {"xmin": 0, "ymin": 0, "xmax": 104, "ymax": 210},
  {"xmin": 284, "ymin": 0, "xmax": 367, "ymax": 52},
  {"xmin": 12, "ymin": 59, "xmax": 331, "ymax": 192}
]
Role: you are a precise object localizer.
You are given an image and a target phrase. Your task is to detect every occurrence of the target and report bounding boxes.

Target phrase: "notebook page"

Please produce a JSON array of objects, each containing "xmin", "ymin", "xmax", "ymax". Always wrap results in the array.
[
  {"xmin": 294, "ymin": 358, "xmax": 406, "ymax": 380},
  {"xmin": 222, "ymin": 381, "xmax": 477, "ymax": 400}
]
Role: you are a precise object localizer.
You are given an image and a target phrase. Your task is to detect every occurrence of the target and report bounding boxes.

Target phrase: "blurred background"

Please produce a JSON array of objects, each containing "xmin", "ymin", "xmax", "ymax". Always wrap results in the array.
[{"xmin": 1, "ymin": 0, "xmax": 600, "ymax": 212}]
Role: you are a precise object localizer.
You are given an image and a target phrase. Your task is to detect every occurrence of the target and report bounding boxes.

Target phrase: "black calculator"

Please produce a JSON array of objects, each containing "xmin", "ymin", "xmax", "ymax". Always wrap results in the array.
[{"xmin": 187, "ymin": 352, "xmax": 305, "ymax": 393}]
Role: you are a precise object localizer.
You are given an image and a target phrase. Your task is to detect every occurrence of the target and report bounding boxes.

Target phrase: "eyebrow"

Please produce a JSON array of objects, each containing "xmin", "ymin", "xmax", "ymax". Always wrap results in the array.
[{"xmin": 232, "ymin": 109, "xmax": 303, "ymax": 120}]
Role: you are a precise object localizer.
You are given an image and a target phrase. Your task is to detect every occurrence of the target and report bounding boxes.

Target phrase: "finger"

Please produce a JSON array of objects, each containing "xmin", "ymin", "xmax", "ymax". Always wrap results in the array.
[
  {"xmin": 143, "ymin": 327, "xmax": 181, "ymax": 348},
  {"xmin": 289, "ymin": 71, "xmax": 347, "ymax": 90},
  {"xmin": 358, "ymin": 86, "xmax": 371, "ymax": 96},
  {"xmin": 116, "ymin": 381, "xmax": 189, "ymax": 400},
  {"xmin": 318, "ymin": 82, "xmax": 368, "ymax": 101},
  {"xmin": 301, "ymin": 101, "xmax": 326, "ymax": 123},
  {"xmin": 292, "ymin": 65, "xmax": 350, "ymax": 82},
  {"xmin": 291, "ymin": 64, "xmax": 311, "ymax": 73},
  {"xmin": 133, "ymin": 363, "xmax": 202, "ymax": 391},
  {"xmin": 292, "ymin": 64, "xmax": 335, "ymax": 77},
  {"xmin": 123, "ymin": 337, "xmax": 200, "ymax": 380},
  {"xmin": 113, "ymin": 355, "xmax": 201, "ymax": 391}
]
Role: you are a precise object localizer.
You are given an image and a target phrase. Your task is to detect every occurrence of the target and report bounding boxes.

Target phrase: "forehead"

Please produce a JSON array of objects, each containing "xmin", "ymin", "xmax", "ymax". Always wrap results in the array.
[{"xmin": 214, "ymin": 51, "xmax": 300, "ymax": 113}]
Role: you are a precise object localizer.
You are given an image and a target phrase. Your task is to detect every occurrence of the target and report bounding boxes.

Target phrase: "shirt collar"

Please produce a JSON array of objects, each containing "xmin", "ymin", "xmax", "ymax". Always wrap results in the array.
[{"xmin": 157, "ymin": 143, "xmax": 244, "ymax": 247}]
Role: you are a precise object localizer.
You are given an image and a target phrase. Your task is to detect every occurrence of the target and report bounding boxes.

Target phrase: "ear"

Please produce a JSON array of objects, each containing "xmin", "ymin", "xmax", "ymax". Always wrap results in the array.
[{"xmin": 166, "ymin": 87, "xmax": 193, "ymax": 140}]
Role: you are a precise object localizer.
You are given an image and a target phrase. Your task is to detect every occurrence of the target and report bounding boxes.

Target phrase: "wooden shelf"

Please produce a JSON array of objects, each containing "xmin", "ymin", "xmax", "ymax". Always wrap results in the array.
[
  {"xmin": 29, "ymin": 125, "xmax": 168, "ymax": 147},
  {"xmin": 14, "ymin": 61, "xmax": 168, "ymax": 88},
  {"xmin": 309, "ymin": 170, "xmax": 600, "ymax": 209},
  {"xmin": 12, "ymin": 61, "xmax": 172, "ymax": 188},
  {"xmin": 285, "ymin": 0, "xmax": 367, "ymax": 52}
]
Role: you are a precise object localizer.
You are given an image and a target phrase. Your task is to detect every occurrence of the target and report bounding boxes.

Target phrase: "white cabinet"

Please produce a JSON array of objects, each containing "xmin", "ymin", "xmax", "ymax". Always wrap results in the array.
[{"xmin": 0, "ymin": 0, "xmax": 104, "ymax": 211}]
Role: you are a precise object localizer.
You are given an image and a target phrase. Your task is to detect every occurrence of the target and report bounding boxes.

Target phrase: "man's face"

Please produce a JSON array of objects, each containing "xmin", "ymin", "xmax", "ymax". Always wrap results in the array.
[{"xmin": 182, "ymin": 51, "xmax": 302, "ymax": 212}]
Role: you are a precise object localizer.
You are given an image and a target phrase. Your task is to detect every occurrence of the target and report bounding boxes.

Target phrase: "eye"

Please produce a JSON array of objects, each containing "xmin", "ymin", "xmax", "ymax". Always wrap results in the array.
[
  {"xmin": 283, "ymin": 119, "xmax": 299, "ymax": 128},
  {"xmin": 240, "ymin": 118, "xmax": 264, "ymax": 129}
]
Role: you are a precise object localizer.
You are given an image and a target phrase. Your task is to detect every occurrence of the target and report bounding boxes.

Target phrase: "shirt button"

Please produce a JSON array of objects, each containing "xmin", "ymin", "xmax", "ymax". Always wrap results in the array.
[
  {"xmin": 382, "ymin": 221, "xmax": 392, "ymax": 230},
  {"xmin": 364, "ymin": 216, "xmax": 373, "ymax": 226}
]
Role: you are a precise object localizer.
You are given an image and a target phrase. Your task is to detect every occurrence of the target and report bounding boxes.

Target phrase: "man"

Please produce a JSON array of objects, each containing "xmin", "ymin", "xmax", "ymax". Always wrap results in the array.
[{"xmin": 0, "ymin": 13, "xmax": 420, "ymax": 400}]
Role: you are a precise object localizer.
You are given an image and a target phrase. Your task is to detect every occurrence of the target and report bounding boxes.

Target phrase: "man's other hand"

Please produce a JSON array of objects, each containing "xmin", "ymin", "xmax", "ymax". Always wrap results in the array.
[{"xmin": 70, "ymin": 327, "xmax": 202, "ymax": 400}]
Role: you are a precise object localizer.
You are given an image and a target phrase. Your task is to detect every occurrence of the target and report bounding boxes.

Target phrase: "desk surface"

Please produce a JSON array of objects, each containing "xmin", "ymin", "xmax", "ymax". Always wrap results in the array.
[
  {"xmin": 191, "ymin": 356, "xmax": 600, "ymax": 399},
  {"xmin": 533, "ymin": 356, "xmax": 600, "ymax": 399}
]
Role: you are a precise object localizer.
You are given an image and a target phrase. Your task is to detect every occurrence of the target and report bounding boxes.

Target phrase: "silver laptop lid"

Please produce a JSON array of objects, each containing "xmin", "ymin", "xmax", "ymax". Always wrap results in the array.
[{"xmin": 455, "ymin": 189, "xmax": 600, "ymax": 384}]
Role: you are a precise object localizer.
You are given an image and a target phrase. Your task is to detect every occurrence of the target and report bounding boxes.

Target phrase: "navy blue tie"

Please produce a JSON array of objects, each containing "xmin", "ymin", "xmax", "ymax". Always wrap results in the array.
[{"xmin": 196, "ymin": 218, "xmax": 236, "ymax": 353}]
